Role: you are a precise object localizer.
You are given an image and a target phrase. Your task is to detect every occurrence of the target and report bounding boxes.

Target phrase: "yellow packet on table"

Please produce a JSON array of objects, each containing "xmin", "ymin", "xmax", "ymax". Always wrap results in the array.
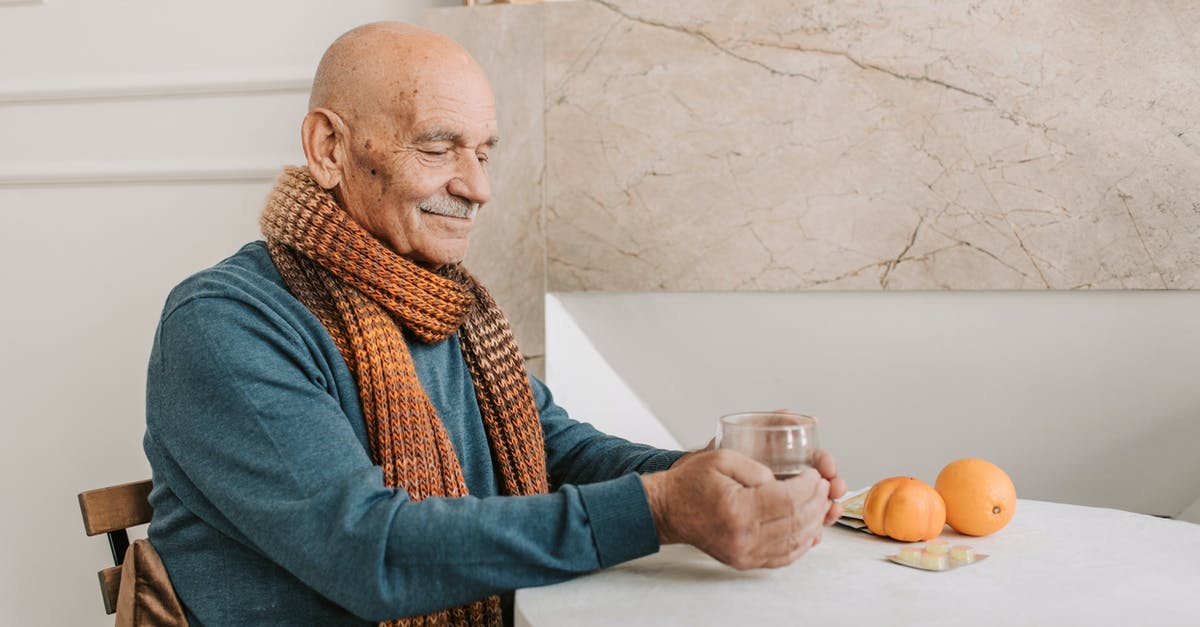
[
  {"xmin": 838, "ymin": 487, "xmax": 869, "ymax": 518},
  {"xmin": 835, "ymin": 487, "xmax": 872, "ymax": 532}
]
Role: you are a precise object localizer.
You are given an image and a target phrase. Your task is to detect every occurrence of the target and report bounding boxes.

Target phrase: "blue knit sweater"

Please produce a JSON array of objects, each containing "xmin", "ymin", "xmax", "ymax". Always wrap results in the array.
[{"xmin": 143, "ymin": 242, "xmax": 681, "ymax": 625}]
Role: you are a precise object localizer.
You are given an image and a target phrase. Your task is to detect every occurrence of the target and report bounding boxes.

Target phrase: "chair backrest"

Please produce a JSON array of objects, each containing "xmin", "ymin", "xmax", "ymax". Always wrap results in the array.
[{"xmin": 78, "ymin": 479, "xmax": 153, "ymax": 615}]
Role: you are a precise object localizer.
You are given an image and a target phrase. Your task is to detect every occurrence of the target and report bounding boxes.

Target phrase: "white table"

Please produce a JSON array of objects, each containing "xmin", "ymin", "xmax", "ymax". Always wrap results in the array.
[{"xmin": 515, "ymin": 500, "xmax": 1200, "ymax": 626}]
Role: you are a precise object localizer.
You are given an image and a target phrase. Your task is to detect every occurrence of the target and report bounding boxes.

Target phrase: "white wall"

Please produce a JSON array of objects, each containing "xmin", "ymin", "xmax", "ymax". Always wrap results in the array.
[
  {"xmin": 545, "ymin": 294, "xmax": 679, "ymax": 450},
  {"xmin": 1180, "ymin": 498, "xmax": 1200, "ymax": 524},
  {"xmin": 0, "ymin": 2, "xmax": 458, "ymax": 624},
  {"xmin": 547, "ymin": 292, "xmax": 1200, "ymax": 519}
]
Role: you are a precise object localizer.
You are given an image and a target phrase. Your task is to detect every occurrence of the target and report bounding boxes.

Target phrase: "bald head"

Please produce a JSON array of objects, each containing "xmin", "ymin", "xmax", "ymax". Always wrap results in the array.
[
  {"xmin": 309, "ymin": 22, "xmax": 488, "ymax": 122},
  {"xmin": 300, "ymin": 22, "xmax": 498, "ymax": 268}
]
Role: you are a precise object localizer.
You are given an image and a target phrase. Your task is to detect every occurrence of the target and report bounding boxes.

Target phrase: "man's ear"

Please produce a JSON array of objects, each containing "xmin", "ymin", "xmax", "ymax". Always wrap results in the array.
[{"xmin": 301, "ymin": 108, "xmax": 346, "ymax": 190}]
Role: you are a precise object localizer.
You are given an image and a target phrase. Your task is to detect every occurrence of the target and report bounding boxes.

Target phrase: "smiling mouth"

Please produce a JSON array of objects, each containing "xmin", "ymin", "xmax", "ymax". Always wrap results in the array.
[{"xmin": 419, "ymin": 196, "xmax": 479, "ymax": 220}]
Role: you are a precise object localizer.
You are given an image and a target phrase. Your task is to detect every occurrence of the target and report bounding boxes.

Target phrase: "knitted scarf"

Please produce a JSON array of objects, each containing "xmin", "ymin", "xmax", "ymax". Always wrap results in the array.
[{"xmin": 260, "ymin": 166, "xmax": 549, "ymax": 627}]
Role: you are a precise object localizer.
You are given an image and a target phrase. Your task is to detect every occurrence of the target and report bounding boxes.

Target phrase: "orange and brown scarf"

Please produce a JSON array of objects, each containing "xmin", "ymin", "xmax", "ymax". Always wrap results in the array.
[{"xmin": 261, "ymin": 166, "xmax": 549, "ymax": 627}]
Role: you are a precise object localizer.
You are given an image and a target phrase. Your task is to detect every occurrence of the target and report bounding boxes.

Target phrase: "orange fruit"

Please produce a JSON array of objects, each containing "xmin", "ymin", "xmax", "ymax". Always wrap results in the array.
[
  {"xmin": 863, "ymin": 476, "xmax": 946, "ymax": 542},
  {"xmin": 935, "ymin": 458, "xmax": 1016, "ymax": 536}
]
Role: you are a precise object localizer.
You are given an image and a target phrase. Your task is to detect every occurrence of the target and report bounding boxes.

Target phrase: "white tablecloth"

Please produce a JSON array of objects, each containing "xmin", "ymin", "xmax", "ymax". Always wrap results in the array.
[{"xmin": 515, "ymin": 500, "xmax": 1200, "ymax": 626}]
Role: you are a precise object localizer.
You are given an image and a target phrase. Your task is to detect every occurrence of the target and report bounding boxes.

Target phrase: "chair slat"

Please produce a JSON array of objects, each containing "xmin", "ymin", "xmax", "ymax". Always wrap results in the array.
[
  {"xmin": 98, "ymin": 565, "xmax": 122, "ymax": 615},
  {"xmin": 78, "ymin": 480, "xmax": 153, "ymax": 536}
]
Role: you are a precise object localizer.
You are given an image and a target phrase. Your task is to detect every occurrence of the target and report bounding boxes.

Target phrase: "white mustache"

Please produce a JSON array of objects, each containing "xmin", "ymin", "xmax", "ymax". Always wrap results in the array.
[{"xmin": 418, "ymin": 196, "xmax": 478, "ymax": 219}]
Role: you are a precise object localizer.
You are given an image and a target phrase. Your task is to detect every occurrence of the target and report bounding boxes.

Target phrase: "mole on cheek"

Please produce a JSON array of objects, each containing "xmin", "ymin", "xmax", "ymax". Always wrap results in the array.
[{"xmin": 371, "ymin": 168, "xmax": 377, "ymax": 176}]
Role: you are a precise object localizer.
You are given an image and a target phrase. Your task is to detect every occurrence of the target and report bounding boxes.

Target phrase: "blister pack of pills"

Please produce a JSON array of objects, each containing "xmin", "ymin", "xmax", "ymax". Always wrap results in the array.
[{"xmin": 887, "ymin": 540, "xmax": 989, "ymax": 571}]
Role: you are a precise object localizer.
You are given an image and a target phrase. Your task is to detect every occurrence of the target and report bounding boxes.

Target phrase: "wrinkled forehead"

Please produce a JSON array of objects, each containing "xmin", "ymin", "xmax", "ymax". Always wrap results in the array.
[
  {"xmin": 348, "ymin": 43, "xmax": 495, "ymax": 132},
  {"xmin": 373, "ymin": 62, "xmax": 498, "ymax": 142}
]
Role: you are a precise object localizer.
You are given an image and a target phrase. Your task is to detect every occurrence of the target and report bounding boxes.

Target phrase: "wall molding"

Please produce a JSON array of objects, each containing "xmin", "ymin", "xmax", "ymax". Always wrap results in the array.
[
  {"xmin": 0, "ymin": 0, "xmax": 44, "ymax": 6},
  {"xmin": 0, "ymin": 68, "xmax": 311, "ymax": 105},
  {"xmin": 0, "ymin": 159, "xmax": 289, "ymax": 187}
]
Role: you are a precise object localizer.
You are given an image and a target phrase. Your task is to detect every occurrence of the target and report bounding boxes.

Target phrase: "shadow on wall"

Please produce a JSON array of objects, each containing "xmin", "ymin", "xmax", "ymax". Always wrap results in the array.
[{"xmin": 547, "ymin": 291, "xmax": 1200, "ymax": 519}]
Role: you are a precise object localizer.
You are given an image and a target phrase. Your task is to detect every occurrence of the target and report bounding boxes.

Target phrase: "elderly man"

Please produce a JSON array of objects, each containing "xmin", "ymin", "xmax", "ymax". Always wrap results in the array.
[{"xmin": 144, "ymin": 22, "xmax": 846, "ymax": 626}]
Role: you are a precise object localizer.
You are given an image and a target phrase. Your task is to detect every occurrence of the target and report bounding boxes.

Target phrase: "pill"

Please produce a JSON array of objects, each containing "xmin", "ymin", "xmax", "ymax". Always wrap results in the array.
[
  {"xmin": 920, "ymin": 550, "xmax": 949, "ymax": 570},
  {"xmin": 897, "ymin": 546, "xmax": 923, "ymax": 565},
  {"xmin": 950, "ymin": 545, "xmax": 976, "ymax": 564},
  {"xmin": 924, "ymin": 540, "xmax": 949, "ymax": 554}
]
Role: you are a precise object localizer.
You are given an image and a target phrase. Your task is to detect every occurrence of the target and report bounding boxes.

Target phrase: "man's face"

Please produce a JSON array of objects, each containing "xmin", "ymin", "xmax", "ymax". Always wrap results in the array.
[{"xmin": 336, "ymin": 69, "xmax": 497, "ymax": 268}]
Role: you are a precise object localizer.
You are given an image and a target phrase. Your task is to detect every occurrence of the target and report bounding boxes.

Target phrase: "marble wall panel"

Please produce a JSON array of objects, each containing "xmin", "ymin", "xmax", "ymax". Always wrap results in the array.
[
  {"xmin": 429, "ymin": 0, "xmax": 1200, "ymax": 365},
  {"xmin": 542, "ymin": 0, "xmax": 1200, "ymax": 291},
  {"xmin": 428, "ymin": 5, "xmax": 547, "ymax": 375}
]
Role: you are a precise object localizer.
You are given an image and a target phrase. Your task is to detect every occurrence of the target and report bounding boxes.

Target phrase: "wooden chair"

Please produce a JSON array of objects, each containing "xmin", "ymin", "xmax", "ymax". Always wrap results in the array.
[{"xmin": 78, "ymin": 479, "xmax": 153, "ymax": 615}]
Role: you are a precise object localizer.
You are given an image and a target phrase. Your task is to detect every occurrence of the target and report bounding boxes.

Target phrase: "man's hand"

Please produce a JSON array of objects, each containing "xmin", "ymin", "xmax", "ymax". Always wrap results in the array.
[
  {"xmin": 668, "ymin": 437, "xmax": 715, "ymax": 468},
  {"xmin": 813, "ymin": 448, "xmax": 848, "ymax": 525},
  {"xmin": 642, "ymin": 448, "xmax": 835, "ymax": 570}
]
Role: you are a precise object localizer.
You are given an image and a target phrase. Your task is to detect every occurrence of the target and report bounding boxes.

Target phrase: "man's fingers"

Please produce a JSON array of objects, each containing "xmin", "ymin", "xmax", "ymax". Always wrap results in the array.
[
  {"xmin": 782, "ymin": 472, "xmax": 828, "ymax": 503},
  {"xmin": 759, "ymin": 546, "xmax": 808, "ymax": 569},
  {"xmin": 824, "ymin": 500, "xmax": 843, "ymax": 526},
  {"xmin": 807, "ymin": 479, "xmax": 832, "ymax": 519},
  {"xmin": 758, "ymin": 470, "xmax": 828, "ymax": 525},
  {"xmin": 755, "ymin": 512, "xmax": 801, "ymax": 547},
  {"xmin": 756, "ymin": 467, "xmax": 824, "ymax": 519},
  {"xmin": 813, "ymin": 449, "xmax": 838, "ymax": 482},
  {"xmin": 816, "ymin": 477, "xmax": 831, "ymax": 502},
  {"xmin": 746, "ymin": 474, "xmax": 804, "ymax": 523},
  {"xmin": 739, "ymin": 518, "xmax": 813, "ymax": 569},
  {"xmin": 829, "ymin": 476, "xmax": 847, "ymax": 501},
  {"xmin": 757, "ymin": 524, "xmax": 825, "ymax": 569},
  {"xmin": 710, "ymin": 448, "xmax": 776, "ymax": 487}
]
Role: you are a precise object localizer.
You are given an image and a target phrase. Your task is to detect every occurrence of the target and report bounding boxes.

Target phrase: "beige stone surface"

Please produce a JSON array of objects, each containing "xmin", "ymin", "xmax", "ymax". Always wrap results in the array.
[
  {"xmin": 427, "ymin": 5, "xmax": 548, "ymax": 375},
  {"xmin": 542, "ymin": 0, "xmax": 1200, "ymax": 291},
  {"xmin": 429, "ymin": 0, "xmax": 1200, "ymax": 362}
]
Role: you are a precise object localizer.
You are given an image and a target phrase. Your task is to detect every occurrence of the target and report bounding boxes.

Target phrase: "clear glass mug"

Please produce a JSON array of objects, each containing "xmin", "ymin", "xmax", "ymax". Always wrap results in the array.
[{"xmin": 716, "ymin": 411, "xmax": 819, "ymax": 479}]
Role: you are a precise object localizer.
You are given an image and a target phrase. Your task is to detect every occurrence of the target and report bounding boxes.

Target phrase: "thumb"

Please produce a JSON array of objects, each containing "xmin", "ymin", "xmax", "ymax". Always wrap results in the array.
[{"xmin": 711, "ymin": 449, "xmax": 775, "ymax": 487}]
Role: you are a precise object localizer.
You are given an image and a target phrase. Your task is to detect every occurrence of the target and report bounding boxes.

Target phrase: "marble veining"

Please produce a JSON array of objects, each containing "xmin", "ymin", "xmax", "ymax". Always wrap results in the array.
[
  {"xmin": 428, "ymin": 0, "xmax": 1200, "ymax": 360},
  {"xmin": 539, "ymin": 0, "xmax": 1199, "ymax": 291}
]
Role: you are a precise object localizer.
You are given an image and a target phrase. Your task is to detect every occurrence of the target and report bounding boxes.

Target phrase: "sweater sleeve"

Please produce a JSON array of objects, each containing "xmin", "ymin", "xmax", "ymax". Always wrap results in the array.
[
  {"xmin": 533, "ymin": 377, "xmax": 686, "ymax": 486},
  {"xmin": 145, "ymin": 292, "xmax": 662, "ymax": 622}
]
